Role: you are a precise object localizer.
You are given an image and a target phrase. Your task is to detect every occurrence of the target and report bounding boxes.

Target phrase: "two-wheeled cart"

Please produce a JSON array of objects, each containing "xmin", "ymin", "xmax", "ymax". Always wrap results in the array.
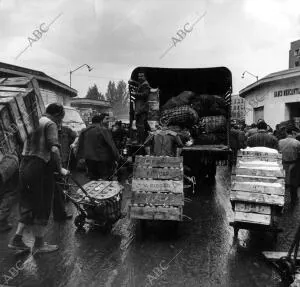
[{"xmin": 56, "ymin": 175, "xmax": 123, "ymax": 233}]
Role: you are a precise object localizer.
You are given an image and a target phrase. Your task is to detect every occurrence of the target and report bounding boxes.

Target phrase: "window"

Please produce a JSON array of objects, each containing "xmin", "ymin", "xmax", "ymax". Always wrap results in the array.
[
  {"xmin": 295, "ymin": 61, "xmax": 299, "ymax": 67},
  {"xmin": 294, "ymin": 49, "xmax": 300, "ymax": 56}
]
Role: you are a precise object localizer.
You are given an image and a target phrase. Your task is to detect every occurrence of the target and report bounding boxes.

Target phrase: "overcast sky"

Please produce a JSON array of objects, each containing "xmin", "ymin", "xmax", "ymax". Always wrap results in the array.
[{"xmin": 1, "ymin": 0, "xmax": 300, "ymax": 97}]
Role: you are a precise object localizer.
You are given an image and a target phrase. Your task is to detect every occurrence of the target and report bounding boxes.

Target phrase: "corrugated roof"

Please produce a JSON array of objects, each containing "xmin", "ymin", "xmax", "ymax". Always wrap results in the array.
[{"xmin": 239, "ymin": 67, "xmax": 300, "ymax": 97}]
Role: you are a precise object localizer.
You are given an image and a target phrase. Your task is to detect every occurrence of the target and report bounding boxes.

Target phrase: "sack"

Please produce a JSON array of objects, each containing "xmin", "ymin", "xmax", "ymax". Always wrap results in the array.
[
  {"xmin": 160, "ymin": 105, "xmax": 199, "ymax": 127},
  {"xmin": 191, "ymin": 94, "xmax": 228, "ymax": 117},
  {"xmin": 162, "ymin": 91, "xmax": 195, "ymax": 110},
  {"xmin": 200, "ymin": 115, "xmax": 227, "ymax": 133}
]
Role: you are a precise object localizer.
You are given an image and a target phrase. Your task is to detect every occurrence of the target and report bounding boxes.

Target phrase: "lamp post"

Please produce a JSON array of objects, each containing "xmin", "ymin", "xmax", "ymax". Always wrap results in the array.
[
  {"xmin": 241, "ymin": 71, "xmax": 258, "ymax": 81},
  {"xmin": 69, "ymin": 64, "xmax": 93, "ymax": 87}
]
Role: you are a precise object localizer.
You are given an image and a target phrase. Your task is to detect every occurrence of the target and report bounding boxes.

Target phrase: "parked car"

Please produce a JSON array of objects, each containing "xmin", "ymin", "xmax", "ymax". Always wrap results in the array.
[{"xmin": 62, "ymin": 106, "xmax": 86, "ymax": 135}]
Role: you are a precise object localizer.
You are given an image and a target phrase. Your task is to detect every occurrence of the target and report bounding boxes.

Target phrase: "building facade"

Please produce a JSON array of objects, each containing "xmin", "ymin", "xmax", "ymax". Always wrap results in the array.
[
  {"xmin": 240, "ymin": 68, "xmax": 300, "ymax": 129},
  {"xmin": 231, "ymin": 94, "xmax": 245, "ymax": 122},
  {"xmin": 289, "ymin": 40, "xmax": 300, "ymax": 68},
  {"xmin": 0, "ymin": 62, "xmax": 77, "ymax": 106}
]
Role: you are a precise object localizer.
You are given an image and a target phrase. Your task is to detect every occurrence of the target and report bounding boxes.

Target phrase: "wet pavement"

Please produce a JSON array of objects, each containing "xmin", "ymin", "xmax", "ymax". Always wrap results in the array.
[{"xmin": 0, "ymin": 166, "xmax": 299, "ymax": 286}]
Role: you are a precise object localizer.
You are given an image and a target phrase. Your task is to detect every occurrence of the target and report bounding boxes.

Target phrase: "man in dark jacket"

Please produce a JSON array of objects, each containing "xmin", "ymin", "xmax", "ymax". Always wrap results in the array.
[
  {"xmin": 247, "ymin": 121, "xmax": 278, "ymax": 150},
  {"xmin": 230, "ymin": 125, "xmax": 247, "ymax": 165},
  {"xmin": 77, "ymin": 114, "xmax": 120, "ymax": 180},
  {"xmin": 279, "ymin": 126, "xmax": 300, "ymax": 203}
]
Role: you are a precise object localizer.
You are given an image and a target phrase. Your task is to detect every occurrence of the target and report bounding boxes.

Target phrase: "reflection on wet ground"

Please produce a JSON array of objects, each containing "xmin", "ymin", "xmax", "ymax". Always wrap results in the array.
[{"xmin": 0, "ymin": 167, "xmax": 297, "ymax": 286}]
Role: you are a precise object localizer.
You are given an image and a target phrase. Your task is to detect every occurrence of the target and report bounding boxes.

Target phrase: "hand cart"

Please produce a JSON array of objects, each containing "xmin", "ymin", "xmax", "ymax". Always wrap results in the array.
[{"xmin": 56, "ymin": 174, "xmax": 123, "ymax": 233}]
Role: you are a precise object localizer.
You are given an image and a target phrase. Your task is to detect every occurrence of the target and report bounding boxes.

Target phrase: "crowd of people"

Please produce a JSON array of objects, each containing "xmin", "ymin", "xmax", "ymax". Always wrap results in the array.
[{"xmin": 230, "ymin": 119, "xmax": 300, "ymax": 204}]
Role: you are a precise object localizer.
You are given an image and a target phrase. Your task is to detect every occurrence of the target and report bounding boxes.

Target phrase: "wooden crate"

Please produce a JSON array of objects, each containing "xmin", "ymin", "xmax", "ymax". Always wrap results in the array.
[
  {"xmin": 132, "ymin": 179, "xmax": 183, "ymax": 193},
  {"xmin": 234, "ymin": 211, "xmax": 271, "ymax": 225},
  {"xmin": 133, "ymin": 166, "xmax": 183, "ymax": 180},
  {"xmin": 234, "ymin": 202, "xmax": 271, "ymax": 215},
  {"xmin": 231, "ymin": 181, "xmax": 285, "ymax": 196},
  {"xmin": 237, "ymin": 150, "xmax": 282, "ymax": 160},
  {"xmin": 231, "ymin": 149, "xmax": 285, "ymax": 226},
  {"xmin": 130, "ymin": 156, "xmax": 184, "ymax": 221},
  {"xmin": 129, "ymin": 205, "xmax": 183, "ymax": 221},
  {"xmin": 135, "ymin": 155, "xmax": 183, "ymax": 168}
]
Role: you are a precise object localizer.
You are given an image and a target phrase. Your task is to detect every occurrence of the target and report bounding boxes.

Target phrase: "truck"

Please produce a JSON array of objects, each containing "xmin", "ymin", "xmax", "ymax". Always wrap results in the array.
[{"xmin": 127, "ymin": 67, "xmax": 232, "ymax": 188}]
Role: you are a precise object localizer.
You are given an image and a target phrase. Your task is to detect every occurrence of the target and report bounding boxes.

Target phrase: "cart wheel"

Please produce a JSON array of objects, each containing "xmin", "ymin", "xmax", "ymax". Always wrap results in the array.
[{"xmin": 74, "ymin": 215, "xmax": 86, "ymax": 229}]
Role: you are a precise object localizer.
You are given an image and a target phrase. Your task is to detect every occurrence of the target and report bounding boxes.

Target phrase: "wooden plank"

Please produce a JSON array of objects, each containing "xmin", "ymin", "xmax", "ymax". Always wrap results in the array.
[
  {"xmin": 237, "ymin": 156, "xmax": 282, "ymax": 163},
  {"xmin": 234, "ymin": 211, "xmax": 271, "ymax": 225},
  {"xmin": 235, "ymin": 167, "xmax": 284, "ymax": 178},
  {"xmin": 3, "ymin": 97, "xmax": 27, "ymax": 143},
  {"xmin": 14, "ymin": 94, "xmax": 33, "ymax": 136},
  {"xmin": 238, "ymin": 150, "xmax": 282, "ymax": 159},
  {"xmin": 133, "ymin": 166, "xmax": 183, "ymax": 180},
  {"xmin": 231, "ymin": 181, "xmax": 285, "ymax": 196},
  {"xmin": 230, "ymin": 191, "xmax": 284, "ymax": 206},
  {"xmin": 135, "ymin": 155, "xmax": 183, "ymax": 168},
  {"xmin": 234, "ymin": 202, "xmax": 271, "ymax": 215},
  {"xmin": 30, "ymin": 78, "xmax": 45, "ymax": 116},
  {"xmin": 129, "ymin": 205, "xmax": 182, "ymax": 221},
  {"xmin": 232, "ymin": 175, "xmax": 285, "ymax": 185},
  {"xmin": 262, "ymin": 251, "xmax": 300, "ymax": 261},
  {"xmin": 0, "ymin": 105, "xmax": 16, "ymax": 153},
  {"xmin": 132, "ymin": 192, "xmax": 184, "ymax": 206},
  {"xmin": 0, "ymin": 77, "xmax": 31, "ymax": 87},
  {"xmin": 132, "ymin": 179, "xmax": 183, "ymax": 193}
]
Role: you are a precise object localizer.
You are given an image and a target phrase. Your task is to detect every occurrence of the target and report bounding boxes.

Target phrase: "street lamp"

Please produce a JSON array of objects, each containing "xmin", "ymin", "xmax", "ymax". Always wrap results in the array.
[
  {"xmin": 241, "ymin": 70, "xmax": 258, "ymax": 81},
  {"xmin": 69, "ymin": 64, "xmax": 93, "ymax": 87}
]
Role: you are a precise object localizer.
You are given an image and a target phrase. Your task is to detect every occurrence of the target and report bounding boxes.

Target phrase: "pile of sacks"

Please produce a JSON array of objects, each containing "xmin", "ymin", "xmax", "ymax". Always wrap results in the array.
[{"xmin": 160, "ymin": 91, "xmax": 228, "ymax": 145}]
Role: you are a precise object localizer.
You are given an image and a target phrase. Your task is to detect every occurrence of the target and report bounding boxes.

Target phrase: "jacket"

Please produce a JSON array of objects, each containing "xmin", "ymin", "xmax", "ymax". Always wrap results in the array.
[{"xmin": 77, "ymin": 124, "xmax": 119, "ymax": 162}]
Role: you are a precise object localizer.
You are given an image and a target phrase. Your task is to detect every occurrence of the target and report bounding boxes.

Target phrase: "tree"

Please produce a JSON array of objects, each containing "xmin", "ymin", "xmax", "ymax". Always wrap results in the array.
[
  {"xmin": 85, "ymin": 84, "xmax": 105, "ymax": 100},
  {"xmin": 105, "ymin": 80, "xmax": 129, "ymax": 116}
]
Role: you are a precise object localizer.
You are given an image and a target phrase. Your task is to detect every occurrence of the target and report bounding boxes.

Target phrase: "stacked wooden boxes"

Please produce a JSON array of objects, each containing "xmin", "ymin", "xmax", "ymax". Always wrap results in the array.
[
  {"xmin": 129, "ymin": 156, "xmax": 184, "ymax": 221},
  {"xmin": 0, "ymin": 77, "xmax": 45, "ymax": 158},
  {"xmin": 231, "ymin": 148, "xmax": 285, "ymax": 226}
]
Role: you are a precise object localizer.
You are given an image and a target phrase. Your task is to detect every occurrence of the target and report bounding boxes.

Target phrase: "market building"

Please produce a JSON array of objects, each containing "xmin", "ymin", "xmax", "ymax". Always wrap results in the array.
[
  {"xmin": 239, "ymin": 40, "xmax": 300, "ymax": 129},
  {"xmin": 0, "ymin": 62, "xmax": 77, "ymax": 106}
]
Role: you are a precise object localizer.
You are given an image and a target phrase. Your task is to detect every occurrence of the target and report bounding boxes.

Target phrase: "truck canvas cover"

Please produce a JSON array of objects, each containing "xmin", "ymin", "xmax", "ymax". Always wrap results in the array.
[{"xmin": 129, "ymin": 66, "xmax": 232, "ymax": 106}]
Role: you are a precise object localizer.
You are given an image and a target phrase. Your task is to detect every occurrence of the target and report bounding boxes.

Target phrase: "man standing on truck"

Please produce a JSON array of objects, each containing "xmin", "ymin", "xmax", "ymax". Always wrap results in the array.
[
  {"xmin": 134, "ymin": 72, "xmax": 150, "ymax": 144},
  {"xmin": 8, "ymin": 103, "xmax": 69, "ymax": 253}
]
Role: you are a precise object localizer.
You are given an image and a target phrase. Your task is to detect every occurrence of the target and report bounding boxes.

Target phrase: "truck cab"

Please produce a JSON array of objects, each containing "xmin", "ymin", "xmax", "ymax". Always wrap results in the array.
[{"xmin": 128, "ymin": 67, "xmax": 232, "ymax": 186}]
